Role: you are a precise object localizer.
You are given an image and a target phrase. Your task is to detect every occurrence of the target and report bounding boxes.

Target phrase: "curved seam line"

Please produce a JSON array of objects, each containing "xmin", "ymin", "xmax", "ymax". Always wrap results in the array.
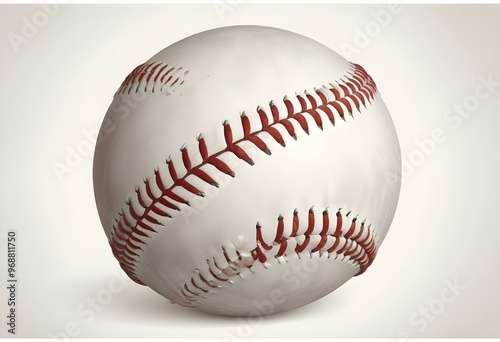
[
  {"xmin": 177, "ymin": 208, "xmax": 377, "ymax": 307},
  {"xmin": 107, "ymin": 63, "xmax": 378, "ymax": 285}
]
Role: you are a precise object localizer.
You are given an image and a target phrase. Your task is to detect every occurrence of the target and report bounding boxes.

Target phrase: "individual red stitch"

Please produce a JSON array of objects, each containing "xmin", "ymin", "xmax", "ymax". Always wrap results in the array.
[
  {"xmin": 136, "ymin": 188, "xmax": 148, "ymax": 208},
  {"xmin": 297, "ymin": 94, "xmax": 308, "ymax": 112},
  {"xmin": 180, "ymin": 288, "xmax": 194, "ymax": 301},
  {"xmin": 337, "ymin": 82, "xmax": 350, "ymax": 98},
  {"xmin": 352, "ymin": 245, "xmax": 365, "ymax": 260},
  {"xmin": 191, "ymin": 168, "xmax": 219, "ymax": 187},
  {"xmin": 279, "ymin": 119, "xmax": 297, "ymax": 140},
  {"xmin": 274, "ymin": 214, "xmax": 285, "ymax": 243},
  {"xmin": 223, "ymin": 120, "xmax": 233, "ymax": 145},
  {"xmin": 295, "ymin": 236, "xmax": 310, "ymax": 253},
  {"xmin": 143, "ymin": 210, "xmax": 160, "ymax": 224},
  {"xmin": 256, "ymin": 222, "xmax": 273, "ymax": 251},
  {"xmin": 270, "ymin": 102, "xmax": 280, "ymax": 122},
  {"xmin": 336, "ymin": 239, "xmax": 351, "ymax": 255},
  {"xmin": 222, "ymin": 264, "xmax": 240, "ymax": 277},
  {"xmin": 121, "ymin": 210, "xmax": 133, "ymax": 228},
  {"xmin": 122, "ymin": 252, "xmax": 136, "ymax": 265},
  {"xmin": 338, "ymin": 97, "xmax": 353, "ymax": 114},
  {"xmin": 344, "ymin": 243, "xmax": 358, "ymax": 256},
  {"xmin": 207, "ymin": 156, "xmax": 235, "ymax": 177},
  {"xmin": 318, "ymin": 105, "xmax": 335, "ymax": 125},
  {"xmin": 161, "ymin": 76, "xmax": 175, "ymax": 92},
  {"xmin": 125, "ymin": 241, "xmax": 141, "ymax": 254},
  {"xmin": 159, "ymin": 66, "xmax": 175, "ymax": 84},
  {"xmin": 118, "ymin": 63, "xmax": 144, "ymax": 95},
  {"xmin": 198, "ymin": 272, "xmax": 219, "ymax": 288},
  {"xmin": 344, "ymin": 217, "xmax": 357, "ymax": 239},
  {"xmin": 334, "ymin": 210, "xmax": 343, "ymax": 237},
  {"xmin": 344, "ymin": 81, "xmax": 357, "ymax": 94},
  {"xmin": 197, "ymin": 135, "xmax": 209, "ymax": 161},
  {"xmin": 291, "ymin": 209, "xmax": 299, "ymax": 236},
  {"xmin": 121, "ymin": 211, "xmax": 133, "ymax": 233},
  {"xmin": 211, "ymin": 257, "xmax": 224, "ymax": 272},
  {"xmin": 257, "ymin": 106, "xmax": 269, "ymax": 128},
  {"xmin": 327, "ymin": 237, "xmax": 341, "ymax": 254},
  {"xmin": 252, "ymin": 246, "xmax": 267, "ymax": 263},
  {"xmin": 311, "ymin": 235, "xmax": 328, "ymax": 253},
  {"xmin": 191, "ymin": 278, "xmax": 209, "ymax": 293},
  {"xmin": 351, "ymin": 249, "xmax": 365, "ymax": 264},
  {"xmin": 360, "ymin": 229, "xmax": 374, "ymax": 251},
  {"xmin": 137, "ymin": 62, "xmax": 154, "ymax": 85},
  {"xmin": 181, "ymin": 288, "xmax": 198, "ymax": 306},
  {"xmin": 153, "ymin": 64, "xmax": 169, "ymax": 83},
  {"xmin": 143, "ymin": 179, "xmax": 156, "ymax": 202},
  {"xmin": 246, "ymin": 134, "xmax": 270, "ymax": 155},
  {"xmin": 291, "ymin": 113, "xmax": 310, "ymax": 134},
  {"xmin": 146, "ymin": 62, "xmax": 161, "ymax": 84},
  {"xmin": 184, "ymin": 283, "xmax": 198, "ymax": 297},
  {"xmin": 110, "ymin": 235, "xmax": 125, "ymax": 250},
  {"xmin": 347, "ymin": 94, "xmax": 361, "ymax": 111},
  {"xmin": 154, "ymin": 169, "xmax": 167, "ymax": 191},
  {"xmin": 112, "ymin": 228, "xmax": 126, "ymax": 247},
  {"xmin": 158, "ymin": 196, "xmax": 179, "ymax": 211},
  {"xmin": 110, "ymin": 229, "xmax": 122, "ymax": 245},
  {"xmin": 351, "ymin": 73, "xmax": 366, "ymax": 87},
  {"xmin": 208, "ymin": 267, "xmax": 227, "ymax": 282},
  {"xmin": 284, "ymin": 96, "xmax": 295, "ymax": 116},
  {"xmin": 348, "ymin": 77, "xmax": 362, "ymax": 91},
  {"xmin": 330, "ymin": 87, "xmax": 341, "ymax": 101},
  {"xmin": 305, "ymin": 93, "xmax": 317, "ymax": 108},
  {"xmin": 302, "ymin": 208, "xmax": 314, "ymax": 236},
  {"xmin": 275, "ymin": 239, "xmax": 288, "ymax": 257},
  {"xmin": 321, "ymin": 209, "xmax": 329, "ymax": 235},
  {"xmin": 171, "ymin": 76, "xmax": 181, "ymax": 87},
  {"xmin": 127, "ymin": 201, "xmax": 142, "ymax": 221},
  {"xmin": 132, "ymin": 226, "xmax": 148, "ymax": 238},
  {"xmin": 240, "ymin": 113, "xmax": 251, "ymax": 137},
  {"xmin": 143, "ymin": 213, "xmax": 160, "ymax": 225},
  {"xmin": 127, "ymin": 63, "xmax": 150, "ymax": 94},
  {"xmin": 164, "ymin": 188, "xmax": 189, "ymax": 205},
  {"xmin": 128, "ymin": 233, "xmax": 143, "ymax": 244},
  {"xmin": 359, "ymin": 233, "xmax": 374, "ymax": 250},
  {"xmin": 305, "ymin": 109, "xmax": 323, "ymax": 130},
  {"xmin": 222, "ymin": 248, "xmax": 231, "ymax": 263},
  {"xmin": 263, "ymin": 125, "xmax": 285, "ymax": 147},
  {"xmin": 150, "ymin": 205, "xmax": 171, "ymax": 219},
  {"xmin": 315, "ymin": 89, "xmax": 328, "ymax": 106},
  {"xmin": 181, "ymin": 146, "xmax": 192, "ymax": 171},
  {"xmin": 137, "ymin": 219, "xmax": 156, "ymax": 232},
  {"xmin": 166, "ymin": 158, "xmax": 179, "ymax": 181},
  {"xmin": 330, "ymin": 101, "xmax": 345, "ymax": 121},
  {"xmin": 120, "ymin": 260, "xmax": 136, "ymax": 276},
  {"xmin": 227, "ymin": 144, "xmax": 254, "ymax": 165},
  {"xmin": 178, "ymin": 178, "xmax": 203, "ymax": 196},
  {"xmin": 354, "ymin": 91, "xmax": 367, "ymax": 108},
  {"xmin": 352, "ymin": 221, "xmax": 365, "ymax": 241},
  {"xmin": 358, "ymin": 88, "xmax": 371, "ymax": 105}
]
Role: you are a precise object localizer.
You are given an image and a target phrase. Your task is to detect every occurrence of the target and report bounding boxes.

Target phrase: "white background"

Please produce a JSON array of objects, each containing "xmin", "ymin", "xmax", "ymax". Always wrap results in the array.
[{"xmin": 1, "ymin": 3, "xmax": 499, "ymax": 339}]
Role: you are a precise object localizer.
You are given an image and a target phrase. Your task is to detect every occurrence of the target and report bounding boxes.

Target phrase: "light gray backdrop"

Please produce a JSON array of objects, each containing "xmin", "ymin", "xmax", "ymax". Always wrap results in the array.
[{"xmin": 0, "ymin": 3, "xmax": 499, "ymax": 339}]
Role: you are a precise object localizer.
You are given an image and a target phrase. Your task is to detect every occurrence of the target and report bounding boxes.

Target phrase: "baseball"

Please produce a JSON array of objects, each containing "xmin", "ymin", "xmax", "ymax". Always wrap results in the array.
[{"xmin": 93, "ymin": 25, "xmax": 401, "ymax": 316}]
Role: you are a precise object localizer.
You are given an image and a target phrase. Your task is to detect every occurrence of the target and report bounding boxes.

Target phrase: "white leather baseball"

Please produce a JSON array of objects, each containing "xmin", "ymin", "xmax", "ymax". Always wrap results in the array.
[{"xmin": 93, "ymin": 25, "xmax": 401, "ymax": 316}]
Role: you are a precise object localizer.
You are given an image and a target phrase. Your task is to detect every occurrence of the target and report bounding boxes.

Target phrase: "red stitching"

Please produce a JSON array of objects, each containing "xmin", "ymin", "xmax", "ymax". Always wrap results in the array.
[
  {"xmin": 178, "ymin": 208, "xmax": 377, "ymax": 306},
  {"xmin": 107, "ymin": 63, "xmax": 378, "ymax": 285},
  {"xmin": 116, "ymin": 61, "xmax": 189, "ymax": 96}
]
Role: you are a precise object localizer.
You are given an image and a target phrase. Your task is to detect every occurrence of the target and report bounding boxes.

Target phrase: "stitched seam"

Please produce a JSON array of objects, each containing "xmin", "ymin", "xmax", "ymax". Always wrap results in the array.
[
  {"xmin": 107, "ymin": 63, "xmax": 377, "ymax": 285},
  {"xmin": 115, "ymin": 61, "xmax": 189, "ymax": 97},
  {"xmin": 178, "ymin": 208, "xmax": 377, "ymax": 307}
]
